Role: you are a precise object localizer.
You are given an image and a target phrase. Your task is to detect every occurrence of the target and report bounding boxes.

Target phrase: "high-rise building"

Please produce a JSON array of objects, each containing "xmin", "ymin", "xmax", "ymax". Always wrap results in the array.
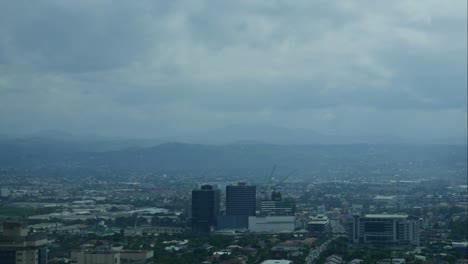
[
  {"xmin": 350, "ymin": 214, "xmax": 420, "ymax": 246},
  {"xmin": 247, "ymin": 190, "xmax": 296, "ymax": 233},
  {"xmin": 191, "ymin": 185, "xmax": 220, "ymax": 233},
  {"xmin": 226, "ymin": 182, "xmax": 256, "ymax": 216},
  {"xmin": 0, "ymin": 222, "xmax": 48, "ymax": 264},
  {"xmin": 218, "ymin": 182, "xmax": 256, "ymax": 229},
  {"xmin": 260, "ymin": 191, "xmax": 295, "ymax": 216}
]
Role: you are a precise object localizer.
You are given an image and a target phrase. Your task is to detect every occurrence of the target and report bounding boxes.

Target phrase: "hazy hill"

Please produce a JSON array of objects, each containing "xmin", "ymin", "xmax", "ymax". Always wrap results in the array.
[
  {"xmin": 0, "ymin": 139, "xmax": 465, "ymax": 172},
  {"xmin": 162, "ymin": 124, "xmax": 416, "ymax": 145}
]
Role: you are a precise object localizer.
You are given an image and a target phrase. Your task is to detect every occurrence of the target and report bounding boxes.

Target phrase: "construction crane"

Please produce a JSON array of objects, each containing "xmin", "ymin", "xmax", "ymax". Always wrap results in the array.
[
  {"xmin": 271, "ymin": 169, "xmax": 297, "ymax": 192},
  {"xmin": 260, "ymin": 164, "xmax": 276, "ymax": 199},
  {"xmin": 260, "ymin": 165, "xmax": 298, "ymax": 200}
]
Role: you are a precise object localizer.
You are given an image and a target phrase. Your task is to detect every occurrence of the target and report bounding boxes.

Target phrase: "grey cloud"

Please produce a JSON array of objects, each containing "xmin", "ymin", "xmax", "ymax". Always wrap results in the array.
[
  {"xmin": 0, "ymin": 1, "xmax": 156, "ymax": 73},
  {"xmin": 0, "ymin": 0, "xmax": 466, "ymax": 140}
]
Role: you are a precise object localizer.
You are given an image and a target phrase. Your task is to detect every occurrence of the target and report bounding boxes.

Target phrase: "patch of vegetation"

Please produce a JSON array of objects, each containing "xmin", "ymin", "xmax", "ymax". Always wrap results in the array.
[{"xmin": 0, "ymin": 207, "xmax": 37, "ymax": 217}]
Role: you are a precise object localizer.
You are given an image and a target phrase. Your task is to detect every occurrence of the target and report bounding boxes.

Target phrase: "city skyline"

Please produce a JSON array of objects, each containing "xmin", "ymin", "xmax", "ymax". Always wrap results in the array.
[{"xmin": 0, "ymin": 1, "xmax": 466, "ymax": 263}]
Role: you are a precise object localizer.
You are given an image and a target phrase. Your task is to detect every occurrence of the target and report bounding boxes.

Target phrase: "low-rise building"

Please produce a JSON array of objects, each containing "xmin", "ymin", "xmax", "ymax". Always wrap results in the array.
[
  {"xmin": 73, "ymin": 247, "xmax": 153, "ymax": 264},
  {"xmin": 307, "ymin": 214, "xmax": 329, "ymax": 235},
  {"xmin": 248, "ymin": 216, "xmax": 295, "ymax": 233},
  {"xmin": 76, "ymin": 251, "xmax": 120, "ymax": 264},
  {"xmin": 350, "ymin": 214, "xmax": 420, "ymax": 246},
  {"xmin": 324, "ymin": 255, "xmax": 342, "ymax": 264},
  {"xmin": 376, "ymin": 259, "xmax": 406, "ymax": 264},
  {"xmin": 260, "ymin": 260, "xmax": 292, "ymax": 264}
]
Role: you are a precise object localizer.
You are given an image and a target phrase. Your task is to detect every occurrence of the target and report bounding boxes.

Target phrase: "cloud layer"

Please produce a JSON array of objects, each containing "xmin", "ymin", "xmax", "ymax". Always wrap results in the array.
[{"xmin": 0, "ymin": 0, "xmax": 466, "ymax": 141}]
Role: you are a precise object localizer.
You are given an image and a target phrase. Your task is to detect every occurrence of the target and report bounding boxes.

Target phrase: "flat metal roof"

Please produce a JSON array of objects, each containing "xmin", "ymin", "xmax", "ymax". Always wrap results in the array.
[{"xmin": 364, "ymin": 214, "xmax": 408, "ymax": 219}]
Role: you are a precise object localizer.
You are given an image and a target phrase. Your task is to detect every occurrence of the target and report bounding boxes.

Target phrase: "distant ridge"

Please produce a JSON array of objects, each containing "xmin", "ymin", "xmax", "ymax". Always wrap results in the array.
[
  {"xmin": 162, "ymin": 124, "xmax": 412, "ymax": 145},
  {"xmin": 0, "ymin": 139, "xmax": 465, "ymax": 171},
  {"xmin": 3, "ymin": 124, "xmax": 466, "ymax": 146}
]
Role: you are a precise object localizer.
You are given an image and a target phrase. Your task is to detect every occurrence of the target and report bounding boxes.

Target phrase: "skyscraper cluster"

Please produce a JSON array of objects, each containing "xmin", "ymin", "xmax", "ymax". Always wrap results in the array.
[{"xmin": 191, "ymin": 182, "xmax": 296, "ymax": 233}]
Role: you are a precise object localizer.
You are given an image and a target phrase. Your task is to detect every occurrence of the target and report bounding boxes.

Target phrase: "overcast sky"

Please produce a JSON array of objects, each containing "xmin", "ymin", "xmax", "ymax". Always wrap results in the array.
[{"xmin": 0, "ymin": 0, "xmax": 466, "ymax": 142}]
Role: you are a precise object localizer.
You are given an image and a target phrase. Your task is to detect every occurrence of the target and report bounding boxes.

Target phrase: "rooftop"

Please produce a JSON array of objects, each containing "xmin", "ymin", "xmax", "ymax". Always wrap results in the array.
[
  {"xmin": 260, "ymin": 260, "xmax": 293, "ymax": 264},
  {"xmin": 309, "ymin": 214, "xmax": 329, "ymax": 224},
  {"xmin": 364, "ymin": 214, "xmax": 408, "ymax": 219},
  {"xmin": 374, "ymin": 195, "xmax": 396, "ymax": 200}
]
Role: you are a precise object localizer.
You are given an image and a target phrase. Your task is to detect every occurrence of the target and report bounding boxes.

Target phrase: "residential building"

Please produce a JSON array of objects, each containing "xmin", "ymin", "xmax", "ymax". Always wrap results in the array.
[{"xmin": 324, "ymin": 255, "xmax": 342, "ymax": 264}]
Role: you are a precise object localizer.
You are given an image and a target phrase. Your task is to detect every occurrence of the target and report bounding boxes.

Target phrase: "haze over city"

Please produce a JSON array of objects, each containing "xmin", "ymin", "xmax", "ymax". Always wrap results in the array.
[{"xmin": 0, "ymin": 1, "xmax": 467, "ymax": 264}]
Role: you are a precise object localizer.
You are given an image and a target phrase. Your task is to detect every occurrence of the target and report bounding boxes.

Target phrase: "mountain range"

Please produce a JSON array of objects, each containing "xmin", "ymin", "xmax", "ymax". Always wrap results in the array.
[
  {"xmin": 0, "ymin": 140, "xmax": 465, "ymax": 171},
  {"xmin": 0, "ymin": 125, "xmax": 465, "ymax": 171},
  {"xmin": 3, "ymin": 124, "xmax": 466, "ymax": 148}
]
